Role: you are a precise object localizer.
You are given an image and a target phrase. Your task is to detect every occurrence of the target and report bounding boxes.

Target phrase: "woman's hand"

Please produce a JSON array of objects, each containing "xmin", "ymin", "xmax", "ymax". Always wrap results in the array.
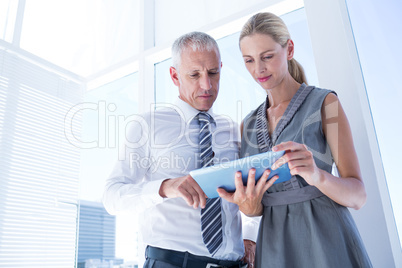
[
  {"xmin": 217, "ymin": 168, "xmax": 278, "ymax": 216},
  {"xmin": 272, "ymin": 141, "xmax": 323, "ymax": 186},
  {"xmin": 269, "ymin": 94, "xmax": 367, "ymax": 210}
]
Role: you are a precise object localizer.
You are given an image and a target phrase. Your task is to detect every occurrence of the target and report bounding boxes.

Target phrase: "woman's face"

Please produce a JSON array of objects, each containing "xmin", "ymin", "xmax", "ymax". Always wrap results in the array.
[{"xmin": 240, "ymin": 33, "xmax": 293, "ymax": 90}]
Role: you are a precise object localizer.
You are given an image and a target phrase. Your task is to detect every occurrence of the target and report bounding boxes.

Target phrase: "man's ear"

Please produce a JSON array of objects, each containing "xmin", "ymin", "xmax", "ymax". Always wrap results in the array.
[
  {"xmin": 170, "ymin": 66, "xmax": 180, "ymax": 86},
  {"xmin": 286, "ymin": 39, "xmax": 295, "ymax": 60}
]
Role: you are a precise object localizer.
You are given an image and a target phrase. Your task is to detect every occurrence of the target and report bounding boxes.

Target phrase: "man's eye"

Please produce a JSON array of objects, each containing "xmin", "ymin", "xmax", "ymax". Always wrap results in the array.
[
  {"xmin": 245, "ymin": 59, "xmax": 253, "ymax": 64},
  {"xmin": 190, "ymin": 74, "xmax": 199, "ymax": 78},
  {"xmin": 263, "ymin": 55, "xmax": 273, "ymax": 60},
  {"xmin": 209, "ymin": 72, "xmax": 218, "ymax": 76}
]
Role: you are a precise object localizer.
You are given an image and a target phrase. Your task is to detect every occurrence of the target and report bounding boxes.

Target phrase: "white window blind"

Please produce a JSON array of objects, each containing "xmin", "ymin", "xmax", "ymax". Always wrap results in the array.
[{"xmin": 0, "ymin": 44, "xmax": 84, "ymax": 267}]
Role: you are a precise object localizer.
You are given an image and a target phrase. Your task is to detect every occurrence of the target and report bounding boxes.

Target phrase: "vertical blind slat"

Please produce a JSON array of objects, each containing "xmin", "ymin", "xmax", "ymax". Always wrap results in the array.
[{"xmin": 0, "ymin": 46, "xmax": 84, "ymax": 267}]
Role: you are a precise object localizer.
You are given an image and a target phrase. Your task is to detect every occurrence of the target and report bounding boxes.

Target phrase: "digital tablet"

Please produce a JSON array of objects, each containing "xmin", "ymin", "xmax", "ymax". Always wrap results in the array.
[{"xmin": 190, "ymin": 150, "xmax": 292, "ymax": 198}]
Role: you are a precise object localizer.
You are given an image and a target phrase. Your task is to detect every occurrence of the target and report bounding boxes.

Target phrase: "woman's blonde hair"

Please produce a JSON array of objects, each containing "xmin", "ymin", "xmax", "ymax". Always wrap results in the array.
[{"xmin": 240, "ymin": 12, "xmax": 307, "ymax": 85}]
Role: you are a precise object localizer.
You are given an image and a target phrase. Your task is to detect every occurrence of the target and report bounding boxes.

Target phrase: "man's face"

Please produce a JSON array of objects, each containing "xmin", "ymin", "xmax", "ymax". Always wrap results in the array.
[{"xmin": 170, "ymin": 47, "xmax": 222, "ymax": 111}]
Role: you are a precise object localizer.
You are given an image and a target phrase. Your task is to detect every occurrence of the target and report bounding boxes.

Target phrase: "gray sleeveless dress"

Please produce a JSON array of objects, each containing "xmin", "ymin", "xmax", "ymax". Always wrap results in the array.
[{"xmin": 240, "ymin": 84, "xmax": 372, "ymax": 268}]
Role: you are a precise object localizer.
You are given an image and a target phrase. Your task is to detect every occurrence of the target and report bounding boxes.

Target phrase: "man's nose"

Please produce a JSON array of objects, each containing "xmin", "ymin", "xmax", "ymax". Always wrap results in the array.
[{"xmin": 200, "ymin": 75, "xmax": 212, "ymax": 90}]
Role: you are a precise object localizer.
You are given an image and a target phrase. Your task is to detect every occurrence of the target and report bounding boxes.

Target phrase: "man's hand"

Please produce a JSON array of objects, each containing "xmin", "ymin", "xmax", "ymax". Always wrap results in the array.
[
  {"xmin": 242, "ymin": 239, "xmax": 256, "ymax": 267},
  {"xmin": 159, "ymin": 175, "xmax": 207, "ymax": 209}
]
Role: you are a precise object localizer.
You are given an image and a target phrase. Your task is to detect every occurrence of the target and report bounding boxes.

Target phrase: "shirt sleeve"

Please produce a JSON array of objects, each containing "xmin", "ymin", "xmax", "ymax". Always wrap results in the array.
[
  {"xmin": 102, "ymin": 113, "xmax": 165, "ymax": 215},
  {"xmin": 241, "ymin": 213, "xmax": 261, "ymax": 242}
]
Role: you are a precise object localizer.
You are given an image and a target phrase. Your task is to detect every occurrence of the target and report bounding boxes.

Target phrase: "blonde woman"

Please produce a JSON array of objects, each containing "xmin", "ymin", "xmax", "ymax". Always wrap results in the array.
[{"xmin": 218, "ymin": 12, "xmax": 372, "ymax": 268}]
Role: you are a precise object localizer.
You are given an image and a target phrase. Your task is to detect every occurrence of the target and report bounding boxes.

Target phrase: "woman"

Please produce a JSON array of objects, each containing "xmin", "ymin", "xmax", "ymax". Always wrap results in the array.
[{"xmin": 218, "ymin": 12, "xmax": 372, "ymax": 267}]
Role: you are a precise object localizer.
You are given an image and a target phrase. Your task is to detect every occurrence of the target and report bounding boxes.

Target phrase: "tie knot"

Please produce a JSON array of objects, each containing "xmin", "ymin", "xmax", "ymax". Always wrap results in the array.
[{"xmin": 197, "ymin": 112, "xmax": 213, "ymax": 125}]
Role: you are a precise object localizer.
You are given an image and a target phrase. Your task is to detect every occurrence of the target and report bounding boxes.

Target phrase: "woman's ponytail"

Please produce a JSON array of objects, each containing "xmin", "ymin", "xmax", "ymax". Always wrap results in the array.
[{"xmin": 288, "ymin": 58, "xmax": 307, "ymax": 85}]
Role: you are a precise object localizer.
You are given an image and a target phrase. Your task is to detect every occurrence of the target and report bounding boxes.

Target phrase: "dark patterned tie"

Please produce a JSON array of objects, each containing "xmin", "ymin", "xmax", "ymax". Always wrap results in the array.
[{"xmin": 197, "ymin": 112, "xmax": 222, "ymax": 256}]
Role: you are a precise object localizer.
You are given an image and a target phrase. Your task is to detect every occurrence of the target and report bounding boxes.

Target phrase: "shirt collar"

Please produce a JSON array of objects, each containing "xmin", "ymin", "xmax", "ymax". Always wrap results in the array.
[{"xmin": 173, "ymin": 97, "xmax": 215, "ymax": 124}]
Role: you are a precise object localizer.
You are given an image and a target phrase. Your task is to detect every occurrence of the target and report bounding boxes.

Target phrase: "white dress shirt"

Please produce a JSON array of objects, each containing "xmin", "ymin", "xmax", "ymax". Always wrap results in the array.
[{"xmin": 103, "ymin": 97, "xmax": 257, "ymax": 261}]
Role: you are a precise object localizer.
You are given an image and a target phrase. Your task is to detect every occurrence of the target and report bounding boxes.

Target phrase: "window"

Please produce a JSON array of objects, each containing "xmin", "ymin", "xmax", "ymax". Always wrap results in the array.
[
  {"xmin": 20, "ymin": 0, "xmax": 140, "ymax": 77},
  {"xmin": 0, "ymin": 44, "xmax": 83, "ymax": 268},
  {"xmin": 0, "ymin": 0, "xmax": 18, "ymax": 42},
  {"xmin": 78, "ymin": 72, "xmax": 140, "ymax": 266},
  {"xmin": 154, "ymin": 0, "xmax": 270, "ymax": 46},
  {"xmin": 346, "ymin": 0, "xmax": 402, "ymax": 247},
  {"xmin": 155, "ymin": 8, "xmax": 318, "ymax": 124}
]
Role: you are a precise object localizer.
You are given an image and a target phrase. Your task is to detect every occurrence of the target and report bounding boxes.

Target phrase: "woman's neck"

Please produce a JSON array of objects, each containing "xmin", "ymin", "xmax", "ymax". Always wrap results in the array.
[{"xmin": 265, "ymin": 77, "xmax": 301, "ymax": 108}]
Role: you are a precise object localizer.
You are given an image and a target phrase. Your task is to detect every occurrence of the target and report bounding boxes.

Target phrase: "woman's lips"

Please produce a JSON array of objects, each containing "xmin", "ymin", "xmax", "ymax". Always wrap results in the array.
[{"xmin": 258, "ymin": 75, "xmax": 271, "ymax": 82}]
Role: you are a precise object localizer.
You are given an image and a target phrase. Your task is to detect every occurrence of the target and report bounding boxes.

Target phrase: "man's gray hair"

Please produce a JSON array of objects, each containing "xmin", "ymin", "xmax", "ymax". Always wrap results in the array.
[{"xmin": 171, "ymin": 31, "xmax": 220, "ymax": 70}]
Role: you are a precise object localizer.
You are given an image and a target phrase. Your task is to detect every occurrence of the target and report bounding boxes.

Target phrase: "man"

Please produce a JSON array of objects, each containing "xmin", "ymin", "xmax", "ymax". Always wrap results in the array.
[{"xmin": 103, "ymin": 31, "xmax": 257, "ymax": 268}]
